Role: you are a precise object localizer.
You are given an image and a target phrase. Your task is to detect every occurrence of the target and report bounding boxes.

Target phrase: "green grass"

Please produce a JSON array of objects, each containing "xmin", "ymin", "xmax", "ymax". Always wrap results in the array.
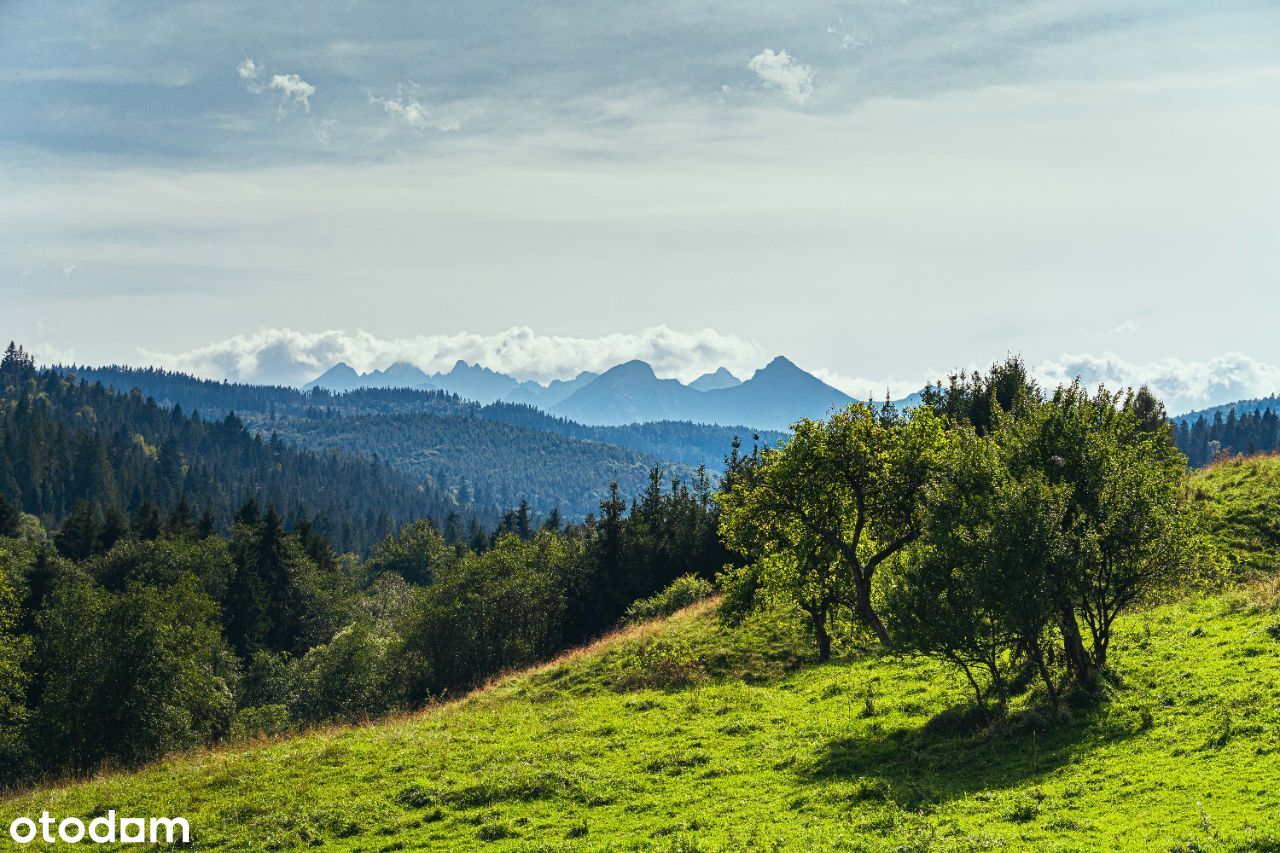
[
  {"xmin": 5, "ymin": 591, "xmax": 1280, "ymax": 851},
  {"xmin": 1192, "ymin": 454, "xmax": 1280, "ymax": 575}
]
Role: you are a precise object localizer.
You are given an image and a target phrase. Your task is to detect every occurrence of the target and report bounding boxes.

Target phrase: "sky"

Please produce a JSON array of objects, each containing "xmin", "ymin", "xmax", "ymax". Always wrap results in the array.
[{"xmin": 1, "ymin": 0, "xmax": 1278, "ymax": 413}]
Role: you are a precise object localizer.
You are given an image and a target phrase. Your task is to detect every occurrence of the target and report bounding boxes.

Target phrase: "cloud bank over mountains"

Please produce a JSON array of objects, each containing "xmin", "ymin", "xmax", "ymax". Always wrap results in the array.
[
  {"xmin": 138, "ymin": 326, "xmax": 770, "ymax": 389},
  {"xmin": 123, "ymin": 328, "xmax": 1280, "ymax": 415}
]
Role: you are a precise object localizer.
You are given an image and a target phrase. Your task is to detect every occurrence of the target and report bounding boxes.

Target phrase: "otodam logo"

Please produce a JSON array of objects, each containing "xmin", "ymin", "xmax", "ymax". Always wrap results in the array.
[{"xmin": 8, "ymin": 811, "xmax": 190, "ymax": 845}]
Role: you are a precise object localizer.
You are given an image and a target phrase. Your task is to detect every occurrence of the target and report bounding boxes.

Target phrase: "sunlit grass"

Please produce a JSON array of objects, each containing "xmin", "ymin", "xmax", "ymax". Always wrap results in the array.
[{"xmin": 5, "ymin": 589, "xmax": 1280, "ymax": 851}]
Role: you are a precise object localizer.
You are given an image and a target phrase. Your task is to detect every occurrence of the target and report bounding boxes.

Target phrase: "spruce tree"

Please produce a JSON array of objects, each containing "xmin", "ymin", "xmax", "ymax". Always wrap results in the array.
[{"xmin": 0, "ymin": 494, "xmax": 19, "ymax": 538}]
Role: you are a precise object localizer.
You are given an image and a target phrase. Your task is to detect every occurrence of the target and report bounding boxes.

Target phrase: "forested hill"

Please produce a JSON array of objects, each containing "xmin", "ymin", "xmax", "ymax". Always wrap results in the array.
[
  {"xmin": 2, "ymin": 353, "xmax": 484, "ymax": 553},
  {"xmin": 1175, "ymin": 394, "xmax": 1280, "ymax": 425},
  {"xmin": 61, "ymin": 364, "xmax": 784, "ymax": 470},
  {"xmin": 263, "ymin": 411, "xmax": 702, "ymax": 520},
  {"xmin": 53, "ymin": 364, "xmax": 783, "ymax": 518},
  {"xmin": 59, "ymin": 364, "xmax": 464, "ymax": 417},
  {"xmin": 1174, "ymin": 402, "xmax": 1280, "ymax": 466}
]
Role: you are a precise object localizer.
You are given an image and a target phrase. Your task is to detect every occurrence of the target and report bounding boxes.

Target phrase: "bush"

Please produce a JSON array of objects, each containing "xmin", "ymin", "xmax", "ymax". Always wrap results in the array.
[
  {"xmin": 291, "ymin": 622, "xmax": 399, "ymax": 724},
  {"xmin": 605, "ymin": 637, "xmax": 707, "ymax": 691},
  {"xmin": 623, "ymin": 574, "xmax": 715, "ymax": 625},
  {"xmin": 32, "ymin": 571, "xmax": 236, "ymax": 771},
  {"xmin": 230, "ymin": 703, "xmax": 292, "ymax": 741}
]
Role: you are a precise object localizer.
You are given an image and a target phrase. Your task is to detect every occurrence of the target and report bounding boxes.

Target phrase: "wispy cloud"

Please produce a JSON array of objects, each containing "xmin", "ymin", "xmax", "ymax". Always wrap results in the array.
[
  {"xmin": 237, "ymin": 56, "xmax": 314, "ymax": 116},
  {"xmin": 269, "ymin": 73, "xmax": 315, "ymax": 116},
  {"xmin": 748, "ymin": 49, "xmax": 814, "ymax": 105},
  {"xmin": 369, "ymin": 85, "xmax": 459, "ymax": 132},
  {"xmin": 236, "ymin": 56, "xmax": 262, "ymax": 92},
  {"xmin": 810, "ymin": 368, "xmax": 923, "ymax": 402}
]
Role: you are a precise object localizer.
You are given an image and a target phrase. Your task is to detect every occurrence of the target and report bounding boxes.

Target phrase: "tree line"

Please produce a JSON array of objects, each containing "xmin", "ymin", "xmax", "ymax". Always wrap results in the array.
[{"xmin": 1175, "ymin": 406, "xmax": 1280, "ymax": 467}]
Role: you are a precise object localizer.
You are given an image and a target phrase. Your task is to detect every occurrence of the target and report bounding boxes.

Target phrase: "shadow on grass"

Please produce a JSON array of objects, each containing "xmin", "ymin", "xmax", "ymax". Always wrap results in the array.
[{"xmin": 799, "ymin": 697, "xmax": 1137, "ymax": 809}]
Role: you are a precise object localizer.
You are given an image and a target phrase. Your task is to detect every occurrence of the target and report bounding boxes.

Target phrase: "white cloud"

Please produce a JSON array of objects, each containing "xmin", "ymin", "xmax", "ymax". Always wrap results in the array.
[
  {"xmin": 236, "ymin": 56, "xmax": 314, "ymax": 116},
  {"xmin": 269, "ymin": 73, "xmax": 315, "ymax": 116},
  {"xmin": 139, "ymin": 326, "xmax": 773, "ymax": 387},
  {"xmin": 748, "ymin": 49, "xmax": 814, "ymax": 105},
  {"xmin": 1034, "ymin": 351, "xmax": 1280, "ymax": 415},
  {"xmin": 236, "ymin": 56, "xmax": 263, "ymax": 93},
  {"xmin": 371, "ymin": 93, "xmax": 430, "ymax": 128},
  {"xmin": 810, "ymin": 368, "xmax": 924, "ymax": 402},
  {"xmin": 370, "ymin": 86, "xmax": 462, "ymax": 133},
  {"xmin": 33, "ymin": 342, "xmax": 77, "ymax": 365}
]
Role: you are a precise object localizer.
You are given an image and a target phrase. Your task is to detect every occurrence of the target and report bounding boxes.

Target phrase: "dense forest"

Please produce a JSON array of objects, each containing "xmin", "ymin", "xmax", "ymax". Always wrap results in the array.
[
  {"xmin": 2, "ymin": 346, "xmax": 485, "ymax": 553},
  {"xmin": 61, "ymin": 364, "xmax": 784, "ymax": 518},
  {"xmin": 1175, "ymin": 405, "xmax": 1280, "ymax": 466}
]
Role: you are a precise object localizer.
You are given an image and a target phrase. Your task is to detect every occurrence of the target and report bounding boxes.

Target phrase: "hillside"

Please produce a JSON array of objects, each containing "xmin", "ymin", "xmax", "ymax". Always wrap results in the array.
[
  {"xmin": 1190, "ymin": 454, "xmax": 1280, "ymax": 574},
  {"xmin": 261, "ymin": 411, "xmax": 701, "ymax": 520},
  {"xmin": 1175, "ymin": 395, "xmax": 1280, "ymax": 424},
  {"xmin": 6, "ymin": 590, "xmax": 1279, "ymax": 850},
  {"xmin": 58, "ymin": 365, "xmax": 785, "ymax": 518},
  {"xmin": 0, "ymin": 363, "xmax": 477, "ymax": 552}
]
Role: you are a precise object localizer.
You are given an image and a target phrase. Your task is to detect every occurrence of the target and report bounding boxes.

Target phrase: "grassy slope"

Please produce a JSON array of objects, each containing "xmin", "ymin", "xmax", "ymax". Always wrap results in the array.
[
  {"xmin": 1191, "ymin": 455, "xmax": 1280, "ymax": 574},
  {"xmin": 5, "ymin": 591, "xmax": 1280, "ymax": 852}
]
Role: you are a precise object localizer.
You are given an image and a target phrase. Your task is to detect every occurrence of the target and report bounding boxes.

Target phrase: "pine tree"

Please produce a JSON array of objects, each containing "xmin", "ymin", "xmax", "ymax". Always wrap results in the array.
[
  {"xmin": 196, "ymin": 507, "xmax": 218, "ymax": 539},
  {"xmin": 167, "ymin": 497, "xmax": 195, "ymax": 539},
  {"xmin": 98, "ymin": 507, "xmax": 128, "ymax": 552},
  {"xmin": 515, "ymin": 500, "xmax": 532, "ymax": 539},
  {"xmin": 131, "ymin": 502, "xmax": 163, "ymax": 541},
  {"xmin": 55, "ymin": 499, "xmax": 101, "ymax": 561},
  {"xmin": 0, "ymin": 494, "xmax": 19, "ymax": 538}
]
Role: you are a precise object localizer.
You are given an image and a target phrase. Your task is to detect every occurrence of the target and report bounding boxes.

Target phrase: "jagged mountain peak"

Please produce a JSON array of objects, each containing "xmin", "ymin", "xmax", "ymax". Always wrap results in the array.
[{"xmin": 689, "ymin": 367, "xmax": 741, "ymax": 391}]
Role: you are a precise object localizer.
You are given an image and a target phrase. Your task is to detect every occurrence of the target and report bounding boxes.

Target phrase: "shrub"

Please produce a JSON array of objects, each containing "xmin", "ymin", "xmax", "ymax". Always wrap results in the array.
[
  {"xmin": 229, "ymin": 703, "xmax": 292, "ymax": 741},
  {"xmin": 623, "ymin": 574, "xmax": 715, "ymax": 625},
  {"xmin": 290, "ymin": 622, "xmax": 399, "ymax": 724},
  {"xmin": 606, "ymin": 637, "xmax": 707, "ymax": 691}
]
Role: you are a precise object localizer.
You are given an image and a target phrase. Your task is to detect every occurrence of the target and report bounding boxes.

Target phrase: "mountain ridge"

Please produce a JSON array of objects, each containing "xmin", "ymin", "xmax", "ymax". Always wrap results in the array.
[{"xmin": 304, "ymin": 355, "xmax": 857, "ymax": 430}]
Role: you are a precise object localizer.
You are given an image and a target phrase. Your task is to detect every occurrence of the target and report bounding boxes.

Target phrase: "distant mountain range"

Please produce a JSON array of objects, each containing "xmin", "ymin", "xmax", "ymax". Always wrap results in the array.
[{"xmin": 304, "ymin": 355, "xmax": 857, "ymax": 430}]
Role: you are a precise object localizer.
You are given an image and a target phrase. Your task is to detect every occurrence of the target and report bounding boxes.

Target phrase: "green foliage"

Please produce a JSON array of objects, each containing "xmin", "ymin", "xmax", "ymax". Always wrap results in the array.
[
  {"xmin": 0, "ymin": 365, "xmax": 476, "ymax": 555},
  {"xmin": 718, "ymin": 403, "xmax": 948, "ymax": 656},
  {"xmin": 401, "ymin": 533, "xmax": 577, "ymax": 696},
  {"xmin": 0, "ymin": 550, "xmax": 31, "ymax": 772},
  {"xmin": 623, "ymin": 574, "xmax": 715, "ymax": 624},
  {"xmin": 890, "ymin": 378, "xmax": 1206, "ymax": 703},
  {"xmin": 91, "ymin": 534, "xmax": 235, "ymax": 599},
  {"xmin": 259, "ymin": 409, "xmax": 702, "ymax": 522},
  {"xmin": 64, "ymin": 363, "xmax": 787, "ymax": 519},
  {"xmin": 365, "ymin": 518, "xmax": 454, "ymax": 586},
  {"xmin": 1176, "ymin": 403, "xmax": 1280, "ymax": 467},
  {"xmin": 291, "ymin": 622, "xmax": 399, "ymax": 724},
  {"xmin": 31, "ymin": 569, "xmax": 235, "ymax": 771},
  {"xmin": 229, "ymin": 703, "xmax": 292, "ymax": 741}
]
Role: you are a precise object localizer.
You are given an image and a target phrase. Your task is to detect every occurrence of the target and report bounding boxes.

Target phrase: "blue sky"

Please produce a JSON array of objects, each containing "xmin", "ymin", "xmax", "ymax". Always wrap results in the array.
[{"xmin": 2, "ymin": 0, "xmax": 1278, "ymax": 411}]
